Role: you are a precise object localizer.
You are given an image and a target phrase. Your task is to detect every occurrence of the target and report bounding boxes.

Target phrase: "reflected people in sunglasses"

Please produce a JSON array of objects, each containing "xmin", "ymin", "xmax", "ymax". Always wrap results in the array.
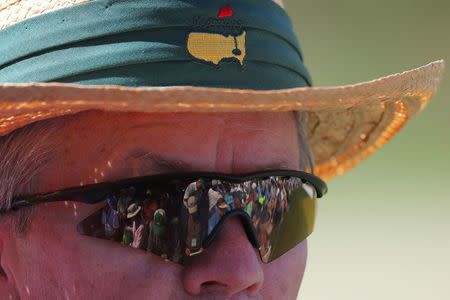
[{"xmin": 77, "ymin": 174, "xmax": 323, "ymax": 267}]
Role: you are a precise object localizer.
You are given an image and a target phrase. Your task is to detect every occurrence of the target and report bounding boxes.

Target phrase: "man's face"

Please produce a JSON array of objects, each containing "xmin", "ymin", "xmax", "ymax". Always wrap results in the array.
[{"xmin": 3, "ymin": 110, "xmax": 308, "ymax": 299}]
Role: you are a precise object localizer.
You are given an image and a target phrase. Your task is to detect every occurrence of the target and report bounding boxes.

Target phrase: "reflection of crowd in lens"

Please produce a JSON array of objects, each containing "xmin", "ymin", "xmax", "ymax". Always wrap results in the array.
[
  {"xmin": 205, "ymin": 177, "xmax": 303, "ymax": 262},
  {"xmin": 99, "ymin": 185, "xmax": 185, "ymax": 263},
  {"xmin": 88, "ymin": 176, "xmax": 303, "ymax": 264}
]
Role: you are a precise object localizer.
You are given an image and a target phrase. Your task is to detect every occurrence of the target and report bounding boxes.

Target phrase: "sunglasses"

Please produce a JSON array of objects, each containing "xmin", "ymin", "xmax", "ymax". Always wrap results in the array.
[{"xmin": 11, "ymin": 170, "xmax": 327, "ymax": 265}]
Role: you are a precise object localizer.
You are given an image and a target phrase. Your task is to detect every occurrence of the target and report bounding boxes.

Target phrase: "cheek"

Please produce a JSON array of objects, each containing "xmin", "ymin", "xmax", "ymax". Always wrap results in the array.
[{"xmin": 261, "ymin": 239, "xmax": 308, "ymax": 298}]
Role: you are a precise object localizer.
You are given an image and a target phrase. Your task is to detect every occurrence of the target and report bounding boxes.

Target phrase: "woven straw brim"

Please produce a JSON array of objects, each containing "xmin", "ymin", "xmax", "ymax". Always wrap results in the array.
[
  {"xmin": 0, "ymin": 0, "xmax": 92, "ymax": 31},
  {"xmin": 0, "ymin": 60, "xmax": 444, "ymax": 180}
]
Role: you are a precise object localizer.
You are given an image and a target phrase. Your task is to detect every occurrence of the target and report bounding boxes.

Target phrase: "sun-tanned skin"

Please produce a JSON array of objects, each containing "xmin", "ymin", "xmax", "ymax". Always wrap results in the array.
[{"xmin": 0, "ymin": 110, "xmax": 308, "ymax": 299}]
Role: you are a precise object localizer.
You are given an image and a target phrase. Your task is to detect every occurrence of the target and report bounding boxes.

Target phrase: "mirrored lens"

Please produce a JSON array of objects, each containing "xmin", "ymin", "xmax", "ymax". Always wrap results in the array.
[
  {"xmin": 264, "ymin": 184, "xmax": 316, "ymax": 262},
  {"xmin": 77, "ymin": 175, "xmax": 316, "ymax": 264}
]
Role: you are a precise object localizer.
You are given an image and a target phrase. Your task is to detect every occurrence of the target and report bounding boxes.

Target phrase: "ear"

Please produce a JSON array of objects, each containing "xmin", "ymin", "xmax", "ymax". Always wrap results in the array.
[{"xmin": 0, "ymin": 230, "xmax": 20, "ymax": 299}]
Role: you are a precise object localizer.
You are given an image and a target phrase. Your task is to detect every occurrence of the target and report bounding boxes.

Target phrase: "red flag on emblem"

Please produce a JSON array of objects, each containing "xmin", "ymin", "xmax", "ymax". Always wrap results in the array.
[{"xmin": 217, "ymin": 5, "xmax": 233, "ymax": 18}]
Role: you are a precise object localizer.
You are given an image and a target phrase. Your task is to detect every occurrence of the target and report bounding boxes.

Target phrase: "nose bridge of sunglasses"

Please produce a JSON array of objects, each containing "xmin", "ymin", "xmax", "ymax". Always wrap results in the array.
[{"xmin": 201, "ymin": 209, "xmax": 260, "ymax": 251}]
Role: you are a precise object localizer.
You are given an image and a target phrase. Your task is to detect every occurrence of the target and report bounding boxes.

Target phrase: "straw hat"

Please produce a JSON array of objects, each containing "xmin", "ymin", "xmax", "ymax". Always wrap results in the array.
[{"xmin": 0, "ymin": 0, "xmax": 445, "ymax": 180}]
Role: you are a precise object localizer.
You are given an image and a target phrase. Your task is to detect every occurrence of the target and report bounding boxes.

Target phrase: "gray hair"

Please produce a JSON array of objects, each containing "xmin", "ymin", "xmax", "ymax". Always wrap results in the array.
[{"xmin": 0, "ymin": 119, "xmax": 60, "ymax": 236}]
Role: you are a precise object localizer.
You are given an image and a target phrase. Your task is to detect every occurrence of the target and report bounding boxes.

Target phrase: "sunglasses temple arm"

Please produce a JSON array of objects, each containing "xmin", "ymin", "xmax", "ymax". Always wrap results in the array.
[
  {"xmin": 10, "ymin": 182, "xmax": 114, "ymax": 210},
  {"xmin": 11, "ymin": 194, "xmax": 67, "ymax": 211}
]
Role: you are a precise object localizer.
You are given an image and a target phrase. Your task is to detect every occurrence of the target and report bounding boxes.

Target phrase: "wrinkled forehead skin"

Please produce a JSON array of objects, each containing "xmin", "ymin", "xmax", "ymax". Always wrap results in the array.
[{"xmin": 36, "ymin": 110, "xmax": 301, "ymax": 193}]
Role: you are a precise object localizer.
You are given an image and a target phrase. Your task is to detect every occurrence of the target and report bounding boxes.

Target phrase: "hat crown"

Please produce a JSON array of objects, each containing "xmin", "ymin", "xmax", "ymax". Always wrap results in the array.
[{"xmin": 0, "ymin": 0, "xmax": 312, "ymax": 90}]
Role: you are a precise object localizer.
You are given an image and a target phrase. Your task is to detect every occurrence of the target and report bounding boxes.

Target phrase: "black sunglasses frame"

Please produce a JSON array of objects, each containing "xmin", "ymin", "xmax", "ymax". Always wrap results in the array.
[{"xmin": 10, "ymin": 169, "xmax": 328, "ymax": 211}]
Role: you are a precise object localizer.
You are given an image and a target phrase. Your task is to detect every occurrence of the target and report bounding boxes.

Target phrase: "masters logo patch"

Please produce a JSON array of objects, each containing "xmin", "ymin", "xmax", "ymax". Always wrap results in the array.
[{"xmin": 187, "ymin": 5, "xmax": 246, "ymax": 67}]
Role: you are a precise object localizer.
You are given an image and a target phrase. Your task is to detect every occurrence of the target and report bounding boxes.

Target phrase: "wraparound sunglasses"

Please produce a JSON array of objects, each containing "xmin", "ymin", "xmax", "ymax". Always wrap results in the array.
[{"xmin": 11, "ymin": 170, "xmax": 327, "ymax": 265}]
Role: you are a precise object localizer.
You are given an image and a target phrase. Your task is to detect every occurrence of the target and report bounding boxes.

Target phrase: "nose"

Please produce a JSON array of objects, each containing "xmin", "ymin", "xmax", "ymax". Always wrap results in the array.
[{"xmin": 182, "ymin": 216, "xmax": 264, "ymax": 298}]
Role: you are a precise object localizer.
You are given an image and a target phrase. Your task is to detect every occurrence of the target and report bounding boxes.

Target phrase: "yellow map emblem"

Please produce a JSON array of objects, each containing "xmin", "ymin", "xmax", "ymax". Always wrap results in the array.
[{"xmin": 187, "ymin": 31, "xmax": 246, "ymax": 66}]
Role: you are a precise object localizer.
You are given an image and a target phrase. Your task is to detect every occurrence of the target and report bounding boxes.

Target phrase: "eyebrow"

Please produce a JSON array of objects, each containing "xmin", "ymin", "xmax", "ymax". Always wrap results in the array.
[
  {"xmin": 123, "ymin": 152, "xmax": 295, "ymax": 175},
  {"xmin": 132, "ymin": 152, "xmax": 193, "ymax": 172},
  {"xmin": 259, "ymin": 162, "xmax": 294, "ymax": 171}
]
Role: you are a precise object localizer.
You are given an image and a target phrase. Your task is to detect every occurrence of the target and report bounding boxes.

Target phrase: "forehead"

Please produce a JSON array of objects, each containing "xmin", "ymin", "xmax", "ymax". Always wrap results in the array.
[{"xmin": 35, "ymin": 110, "xmax": 300, "ymax": 192}]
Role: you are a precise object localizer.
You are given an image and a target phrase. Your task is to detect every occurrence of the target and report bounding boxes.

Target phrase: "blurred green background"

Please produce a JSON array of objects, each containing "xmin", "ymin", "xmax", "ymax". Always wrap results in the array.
[{"xmin": 284, "ymin": 1, "xmax": 449, "ymax": 299}]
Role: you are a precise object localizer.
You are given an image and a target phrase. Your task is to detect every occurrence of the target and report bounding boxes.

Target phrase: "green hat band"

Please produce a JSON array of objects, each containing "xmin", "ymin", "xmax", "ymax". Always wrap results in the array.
[{"xmin": 0, "ymin": 0, "xmax": 312, "ymax": 90}]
